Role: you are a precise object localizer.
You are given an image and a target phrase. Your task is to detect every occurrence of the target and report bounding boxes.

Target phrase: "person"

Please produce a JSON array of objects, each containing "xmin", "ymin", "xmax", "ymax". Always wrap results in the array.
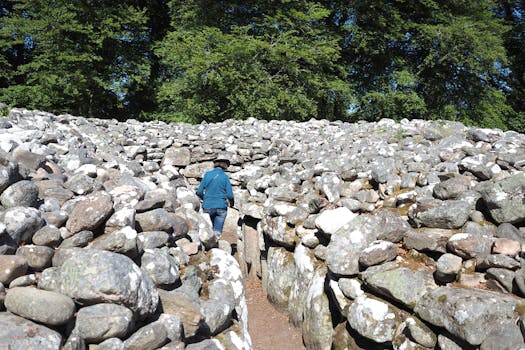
[{"xmin": 196, "ymin": 158, "xmax": 234, "ymax": 237}]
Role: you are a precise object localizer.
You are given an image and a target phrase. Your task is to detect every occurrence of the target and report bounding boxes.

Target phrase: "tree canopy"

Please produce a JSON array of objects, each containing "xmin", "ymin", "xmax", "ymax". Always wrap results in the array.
[{"xmin": 1, "ymin": 0, "xmax": 523, "ymax": 131}]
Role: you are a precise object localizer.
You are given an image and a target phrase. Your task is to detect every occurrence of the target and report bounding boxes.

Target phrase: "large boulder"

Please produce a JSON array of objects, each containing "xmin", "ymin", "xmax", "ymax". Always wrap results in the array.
[
  {"xmin": 38, "ymin": 248, "xmax": 158, "ymax": 319},
  {"xmin": 326, "ymin": 215, "xmax": 382, "ymax": 276},
  {"xmin": 478, "ymin": 172, "xmax": 525, "ymax": 224},
  {"xmin": 266, "ymin": 246, "xmax": 296, "ymax": 312},
  {"xmin": 302, "ymin": 266, "xmax": 333, "ymax": 350},
  {"xmin": 415, "ymin": 286, "xmax": 522, "ymax": 345},
  {"xmin": 361, "ymin": 262, "xmax": 438, "ymax": 310}
]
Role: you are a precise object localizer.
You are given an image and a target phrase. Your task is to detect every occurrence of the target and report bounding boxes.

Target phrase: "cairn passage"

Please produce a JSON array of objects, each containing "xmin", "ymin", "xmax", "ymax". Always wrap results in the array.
[{"xmin": 0, "ymin": 108, "xmax": 524, "ymax": 349}]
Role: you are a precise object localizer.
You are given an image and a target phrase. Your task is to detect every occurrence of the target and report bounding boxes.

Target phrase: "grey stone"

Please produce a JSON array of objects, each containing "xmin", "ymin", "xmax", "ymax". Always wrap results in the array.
[
  {"xmin": 89, "ymin": 226, "xmax": 138, "ymax": 257},
  {"xmin": 136, "ymin": 208, "xmax": 175, "ymax": 232},
  {"xmin": 0, "ymin": 206, "xmax": 44, "ymax": 253},
  {"xmin": 433, "ymin": 176, "xmax": 470, "ymax": 200},
  {"xmin": 96, "ymin": 338, "xmax": 125, "ymax": 350},
  {"xmin": 314, "ymin": 207, "xmax": 356, "ymax": 236},
  {"xmin": 327, "ymin": 215, "xmax": 382, "ymax": 276},
  {"xmin": 263, "ymin": 216, "xmax": 296, "ymax": 248},
  {"xmin": 435, "ymin": 253, "xmax": 463, "ymax": 282},
  {"xmin": 480, "ymin": 319, "xmax": 525, "ymax": 350},
  {"xmin": 59, "ymin": 230, "xmax": 94, "ymax": 248},
  {"xmin": 415, "ymin": 286, "xmax": 521, "ymax": 345},
  {"xmin": 138, "ymin": 231, "xmax": 170, "ymax": 250},
  {"xmin": 123, "ymin": 320, "xmax": 169, "ymax": 350},
  {"xmin": 446, "ymin": 233, "xmax": 493, "ymax": 259},
  {"xmin": 141, "ymin": 248, "xmax": 180, "ymax": 286},
  {"xmin": 347, "ymin": 294, "xmax": 405, "ymax": 343},
  {"xmin": 288, "ymin": 244, "xmax": 316, "ymax": 326},
  {"xmin": 185, "ymin": 339, "xmax": 223, "ymax": 350},
  {"xmin": 9, "ymin": 273, "xmax": 37, "ymax": 288},
  {"xmin": 16, "ymin": 244, "xmax": 54, "ymax": 270},
  {"xmin": 495, "ymin": 223, "xmax": 525, "ymax": 243},
  {"xmin": 32, "ymin": 225, "xmax": 62, "ymax": 247},
  {"xmin": 266, "ymin": 246, "xmax": 295, "ymax": 312},
  {"xmin": 0, "ymin": 254, "xmax": 28, "ymax": 284},
  {"xmin": 361, "ymin": 263, "xmax": 438, "ymax": 310},
  {"xmin": 64, "ymin": 173, "xmax": 96, "ymax": 195},
  {"xmin": 404, "ymin": 228, "xmax": 454, "ymax": 253},
  {"xmin": 478, "ymin": 172, "xmax": 525, "ymax": 224},
  {"xmin": 74, "ymin": 303, "xmax": 134, "ymax": 342},
  {"xmin": 358, "ymin": 240, "xmax": 399, "ymax": 268},
  {"xmin": 38, "ymin": 248, "xmax": 158, "ymax": 319},
  {"xmin": 409, "ymin": 199, "xmax": 472, "ymax": 229},
  {"xmin": 302, "ymin": 267, "xmax": 333, "ymax": 350},
  {"xmin": 66, "ymin": 191, "xmax": 113, "ymax": 233},
  {"xmin": 0, "ymin": 180, "xmax": 39, "ymax": 207},
  {"xmin": 0, "ymin": 312, "xmax": 62, "ymax": 349},
  {"xmin": 486, "ymin": 267, "xmax": 515, "ymax": 292},
  {"xmin": 157, "ymin": 289, "xmax": 204, "ymax": 338},
  {"xmin": 5, "ymin": 286, "xmax": 75, "ymax": 326},
  {"xmin": 201, "ymin": 279, "xmax": 236, "ymax": 335}
]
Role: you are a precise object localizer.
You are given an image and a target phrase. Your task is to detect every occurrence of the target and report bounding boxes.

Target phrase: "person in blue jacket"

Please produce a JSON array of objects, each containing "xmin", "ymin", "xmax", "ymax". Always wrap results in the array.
[{"xmin": 196, "ymin": 158, "xmax": 234, "ymax": 237}]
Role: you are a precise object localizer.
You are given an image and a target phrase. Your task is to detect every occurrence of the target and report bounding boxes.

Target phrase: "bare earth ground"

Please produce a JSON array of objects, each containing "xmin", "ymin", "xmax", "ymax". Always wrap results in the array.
[
  {"xmin": 244, "ymin": 278, "xmax": 304, "ymax": 350},
  {"xmin": 222, "ymin": 229, "xmax": 304, "ymax": 350}
]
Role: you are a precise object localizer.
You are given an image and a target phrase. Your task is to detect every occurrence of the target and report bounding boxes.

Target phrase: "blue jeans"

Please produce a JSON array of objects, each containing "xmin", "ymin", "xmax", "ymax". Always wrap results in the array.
[{"xmin": 204, "ymin": 208, "xmax": 227, "ymax": 234}]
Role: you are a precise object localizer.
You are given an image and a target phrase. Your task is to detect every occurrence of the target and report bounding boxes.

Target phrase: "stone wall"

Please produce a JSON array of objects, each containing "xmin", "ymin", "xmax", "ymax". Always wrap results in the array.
[{"xmin": 1, "ymin": 108, "xmax": 525, "ymax": 349}]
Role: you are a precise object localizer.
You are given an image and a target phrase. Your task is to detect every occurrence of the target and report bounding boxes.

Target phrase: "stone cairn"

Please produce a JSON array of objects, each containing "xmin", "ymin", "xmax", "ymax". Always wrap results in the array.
[{"xmin": 0, "ymin": 108, "xmax": 524, "ymax": 350}]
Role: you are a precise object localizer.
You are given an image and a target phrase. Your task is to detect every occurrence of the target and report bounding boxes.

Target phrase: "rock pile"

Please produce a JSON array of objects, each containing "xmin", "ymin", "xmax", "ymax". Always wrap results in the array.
[
  {"xmin": 0, "ymin": 108, "xmax": 525, "ymax": 349},
  {"xmin": 0, "ymin": 109, "xmax": 250, "ymax": 350}
]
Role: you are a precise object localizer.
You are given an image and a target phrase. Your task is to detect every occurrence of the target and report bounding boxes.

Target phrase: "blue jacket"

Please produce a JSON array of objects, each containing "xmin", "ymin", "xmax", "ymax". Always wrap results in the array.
[{"xmin": 196, "ymin": 167, "xmax": 234, "ymax": 209}]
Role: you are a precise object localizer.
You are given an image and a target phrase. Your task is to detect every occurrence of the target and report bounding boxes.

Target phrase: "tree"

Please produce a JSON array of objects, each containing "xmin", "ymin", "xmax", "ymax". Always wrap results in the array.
[
  {"xmin": 155, "ymin": 0, "xmax": 352, "ymax": 123},
  {"xmin": 496, "ymin": 0, "xmax": 525, "ymax": 132},
  {"xmin": 337, "ymin": 0, "xmax": 512, "ymax": 129},
  {"xmin": 0, "ymin": 0, "xmax": 151, "ymax": 120}
]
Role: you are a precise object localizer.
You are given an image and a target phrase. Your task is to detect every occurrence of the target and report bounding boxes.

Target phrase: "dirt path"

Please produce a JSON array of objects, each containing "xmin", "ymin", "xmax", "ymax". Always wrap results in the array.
[
  {"xmin": 222, "ymin": 228, "xmax": 304, "ymax": 350},
  {"xmin": 244, "ymin": 278, "xmax": 304, "ymax": 350}
]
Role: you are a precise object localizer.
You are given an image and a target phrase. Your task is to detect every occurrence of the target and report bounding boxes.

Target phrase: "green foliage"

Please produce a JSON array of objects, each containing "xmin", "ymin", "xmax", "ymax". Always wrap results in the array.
[
  {"xmin": 155, "ymin": 0, "xmax": 352, "ymax": 123},
  {"xmin": 0, "ymin": 0, "xmax": 151, "ymax": 119},
  {"xmin": 0, "ymin": 0, "xmax": 523, "ymax": 131}
]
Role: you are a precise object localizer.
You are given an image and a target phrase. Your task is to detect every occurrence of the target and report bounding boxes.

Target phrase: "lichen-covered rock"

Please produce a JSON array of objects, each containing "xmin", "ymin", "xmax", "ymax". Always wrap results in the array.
[
  {"xmin": 409, "ymin": 199, "xmax": 472, "ymax": 229},
  {"xmin": 0, "ymin": 207, "xmax": 44, "ymax": 253},
  {"xmin": 302, "ymin": 266, "xmax": 333, "ymax": 350},
  {"xmin": 0, "ymin": 180, "xmax": 39, "ymax": 208},
  {"xmin": 135, "ymin": 208, "xmax": 175, "ymax": 233},
  {"xmin": 477, "ymin": 172, "xmax": 525, "ymax": 224},
  {"xmin": 141, "ymin": 248, "xmax": 180, "ymax": 286},
  {"xmin": 266, "ymin": 246, "xmax": 296, "ymax": 312},
  {"xmin": 361, "ymin": 263, "xmax": 437, "ymax": 310},
  {"xmin": 327, "ymin": 215, "xmax": 382, "ymax": 276},
  {"xmin": 38, "ymin": 248, "xmax": 158, "ymax": 319},
  {"xmin": 314, "ymin": 207, "xmax": 356, "ymax": 236},
  {"xmin": 414, "ymin": 286, "xmax": 521, "ymax": 345},
  {"xmin": 347, "ymin": 294, "xmax": 406, "ymax": 343},
  {"xmin": 288, "ymin": 244, "xmax": 316, "ymax": 326}
]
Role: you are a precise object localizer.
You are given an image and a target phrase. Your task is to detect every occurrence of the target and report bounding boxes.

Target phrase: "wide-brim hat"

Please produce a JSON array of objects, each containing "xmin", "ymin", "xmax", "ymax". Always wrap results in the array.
[{"xmin": 213, "ymin": 158, "xmax": 230, "ymax": 166}]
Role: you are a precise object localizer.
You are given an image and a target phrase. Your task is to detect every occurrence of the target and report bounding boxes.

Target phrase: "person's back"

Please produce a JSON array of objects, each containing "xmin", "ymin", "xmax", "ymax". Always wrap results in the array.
[{"xmin": 196, "ymin": 158, "xmax": 234, "ymax": 236}]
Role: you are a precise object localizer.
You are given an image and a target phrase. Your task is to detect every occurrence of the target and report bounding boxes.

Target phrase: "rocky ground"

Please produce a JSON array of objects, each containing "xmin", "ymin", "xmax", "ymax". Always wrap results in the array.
[{"xmin": 0, "ymin": 108, "xmax": 524, "ymax": 349}]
